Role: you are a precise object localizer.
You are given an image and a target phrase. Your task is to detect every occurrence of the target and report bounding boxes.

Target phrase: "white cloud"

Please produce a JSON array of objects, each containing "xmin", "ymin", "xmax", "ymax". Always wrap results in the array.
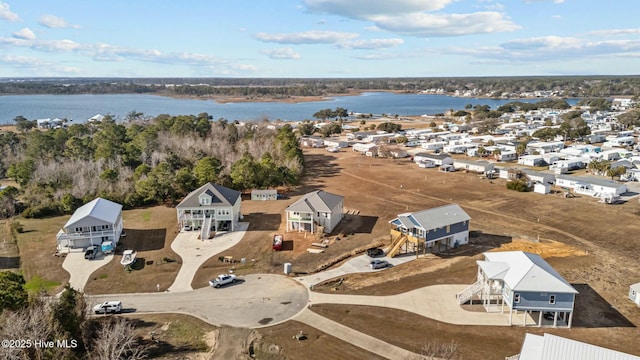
[
  {"xmin": 0, "ymin": 54, "xmax": 45, "ymax": 67},
  {"xmin": 13, "ymin": 28, "xmax": 35, "ymax": 40},
  {"xmin": 338, "ymin": 38, "xmax": 404, "ymax": 49},
  {"xmin": 442, "ymin": 35, "xmax": 640, "ymax": 63},
  {"xmin": 261, "ymin": 47, "xmax": 301, "ymax": 59},
  {"xmin": 524, "ymin": 0, "xmax": 565, "ymax": 3},
  {"xmin": 587, "ymin": 28, "xmax": 640, "ymax": 37},
  {"xmin": 303, "ymin": 0, "xmax": 518, "ymax": 37},
  {"xmin": 255, "ymin": 30, "xmax": 358, "ymax": 44},
  {"xmin": 304, "ymin": 0, "xmax": 453, "ymax": 18},
  {"xmin": 0, "ymin": 2, "xmax": 19, "ymax": 22},
  {"xmin": 371, "ymin": 12, "xmax": 520, "ymax": 37},
  {"xmin": 39, "ymin": 14, "xmax": 80, "ymax": 29}
]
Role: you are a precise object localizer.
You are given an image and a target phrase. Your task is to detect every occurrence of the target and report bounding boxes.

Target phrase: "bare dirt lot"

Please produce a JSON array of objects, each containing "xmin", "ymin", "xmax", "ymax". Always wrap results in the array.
[
  {"xmin": 259, "ymin": 147, "xmax": 640, "ymax": 359},
  {"xmin": 11, "ymin": 141, "xmax": 640, "ymax": 358}
]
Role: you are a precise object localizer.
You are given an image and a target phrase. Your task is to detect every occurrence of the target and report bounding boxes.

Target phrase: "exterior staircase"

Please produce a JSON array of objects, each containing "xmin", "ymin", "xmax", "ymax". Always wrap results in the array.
[
  {"xmin": 456, "ymin": 280, "xmax": 484, "ymax": 305},
  {"xmin": 201, "ymin": 216, "xmax": 212, "ymax": 240},
  {"xmin": 386, "ymin": 234, "xmax": 408, "ymax": 258}
]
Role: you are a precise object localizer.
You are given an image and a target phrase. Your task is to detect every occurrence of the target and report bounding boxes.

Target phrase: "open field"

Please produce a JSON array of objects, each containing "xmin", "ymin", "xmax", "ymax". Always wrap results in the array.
[{"xmin": 10, "ymin": 143, "xmax": 640, "ymax": 358}]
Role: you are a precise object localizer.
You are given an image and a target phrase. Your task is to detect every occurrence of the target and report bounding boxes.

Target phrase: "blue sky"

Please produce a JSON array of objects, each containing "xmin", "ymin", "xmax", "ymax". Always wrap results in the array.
[{"xmin": 0, "ymin": 0, "xmax": 638, "ymax": 78}]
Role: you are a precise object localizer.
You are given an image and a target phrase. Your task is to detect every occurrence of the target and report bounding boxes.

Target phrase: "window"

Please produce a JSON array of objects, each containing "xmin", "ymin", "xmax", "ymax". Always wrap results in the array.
[
  {"xmin": 446, "ymin": 225, "xmax": 450, "ymax": 233},
  {"xmin": 549, "ymin": 295, "xmax": 556, "ymax": 305},
  {"xmin": 514, "ymin": 293, "xmax": 520, "ymax": 303}
]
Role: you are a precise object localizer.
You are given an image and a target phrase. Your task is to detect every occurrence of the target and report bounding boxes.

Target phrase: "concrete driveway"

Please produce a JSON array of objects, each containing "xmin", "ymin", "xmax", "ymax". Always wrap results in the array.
[
  {"xmin": 168, "ymin": 222, "xmax": 248, "ymax": 292},
  {"xmin": 295, "ymin": 253, "xmax": 418, "ymax": 288},
  {"xmin": 62, "ymin": 249, "xmax": 114, "ymax": 292},
  {"xmin": 90, "ymin": 274, "xmax": 308, "ymax": 328}
]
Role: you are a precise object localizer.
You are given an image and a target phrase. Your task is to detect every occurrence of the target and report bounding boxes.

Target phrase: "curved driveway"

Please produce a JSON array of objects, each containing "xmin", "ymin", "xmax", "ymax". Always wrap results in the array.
[{"xmin": 89, "ymin": 274, "xmax": 309, "ymax": 328}]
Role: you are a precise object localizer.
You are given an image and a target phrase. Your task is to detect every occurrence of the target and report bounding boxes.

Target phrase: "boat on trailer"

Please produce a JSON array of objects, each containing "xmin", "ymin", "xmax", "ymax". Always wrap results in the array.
[{"xmin": 120, "ymin": 249, "xmax": 137, "ymax": 266}]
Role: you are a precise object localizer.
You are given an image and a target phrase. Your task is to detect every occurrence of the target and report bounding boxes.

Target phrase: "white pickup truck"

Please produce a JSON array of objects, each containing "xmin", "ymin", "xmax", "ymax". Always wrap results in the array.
[{"xmin": 208, "ymin": 274, "xmax": 237, "ymax": 288}]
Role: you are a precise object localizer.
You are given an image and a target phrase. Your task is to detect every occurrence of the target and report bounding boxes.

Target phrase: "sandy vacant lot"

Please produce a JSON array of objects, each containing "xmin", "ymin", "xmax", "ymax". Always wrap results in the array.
[
  {"xmin": 252, "ymin": 147, "xmax": 640, "ymax": 359},
  {"xmin": 11, "ymin": 142, "xmax": 640, "ymax": 358}
]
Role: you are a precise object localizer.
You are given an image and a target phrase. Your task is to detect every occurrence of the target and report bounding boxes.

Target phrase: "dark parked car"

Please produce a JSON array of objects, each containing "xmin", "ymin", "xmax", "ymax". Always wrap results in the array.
[
  {"xmin": 84, "ymin": 246, "xmax": 97, "ymax": 260},
  {"xmin": 367, "ymin": 247, "xmax": 384, "ymax": 258}
]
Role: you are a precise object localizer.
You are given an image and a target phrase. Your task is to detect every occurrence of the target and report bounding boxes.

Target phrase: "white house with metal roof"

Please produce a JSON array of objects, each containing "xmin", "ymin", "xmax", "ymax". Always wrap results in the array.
[
  {"xmin": 513, "ymin": 333, "xmax": 640, "ymax": 360},
  {"xmin": 176, "ymin": 183, "xmax": 242, "ymax": 239},
  {"xmin": 555, "ymin": 174, "xmax": 627, "ymax": 197},
  {"xmin": 457, "ymin": 251, "xmax": 578, "ymax": 328},
  {"xmin": 387, "ymin": 204, "xmax": 470, "ymax": 257},
  {"xmin": 56, "ymin": 197, "xmax": 124, "ymax": 249},
  {"xmin": 285, "ymin": 190, "xmax": 344, "ymax": 234},
  {"xmin": 629, "ymin": 282, "xmax": 640, "ymax": 306}
]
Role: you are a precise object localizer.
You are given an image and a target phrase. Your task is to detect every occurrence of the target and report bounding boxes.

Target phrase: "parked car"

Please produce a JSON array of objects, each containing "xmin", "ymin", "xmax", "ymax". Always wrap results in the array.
[
  {"xmin": 93, "ymin": 301, "xmax": 122, "ymax": 314},
  {"xmin": 543, "ymin": 312, "xmax": 555, "ymax": 321},
  {"xmin": 182, "ymin": 224, "xmax": 192, "ymax": 231},
  {"xmin": 367, "ymin": 247, "xmax": 384, "ymax": 258},
  {"xmin": 370, "ymin": 259, "xmax": 390, "ymax": 269},
  {"xmin": 209, "ymin": 274, "xmax": 238, "ymax": 288},
  {"xmin": 84, "ymin": 246, "xmax": 98, "ymax": 260}
]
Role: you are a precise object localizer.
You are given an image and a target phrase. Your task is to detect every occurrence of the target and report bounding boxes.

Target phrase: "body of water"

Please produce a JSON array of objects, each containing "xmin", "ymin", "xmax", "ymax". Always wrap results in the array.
[{"xmin": 0, "ymin": 92, "xmax": 578, "ymax": 125}]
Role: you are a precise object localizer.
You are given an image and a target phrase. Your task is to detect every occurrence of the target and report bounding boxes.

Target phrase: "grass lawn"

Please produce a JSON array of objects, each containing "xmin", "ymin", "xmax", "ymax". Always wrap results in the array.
[{"xmin": 14, "ymin": 205, "xmax": 181, "ymax": 295}]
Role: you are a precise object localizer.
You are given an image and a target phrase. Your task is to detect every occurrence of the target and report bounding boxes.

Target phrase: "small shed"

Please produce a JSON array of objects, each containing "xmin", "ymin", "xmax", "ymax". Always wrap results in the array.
[
  {"xmin": 630, "ymin": 282, "xmax": 640, "ymax": 306},
  {"xmin": 251, "ymin": 189, "xmax": 278, "ymax": 201},
  {"xmin": 534, "ymin": 182, "xmax": 551, "ymax": 194}
]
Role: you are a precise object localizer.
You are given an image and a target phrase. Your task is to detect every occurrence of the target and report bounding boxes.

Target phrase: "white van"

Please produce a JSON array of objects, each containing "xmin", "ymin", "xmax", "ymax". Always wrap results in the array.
[{"xmin": 93, "ymin": 301, "xmax": 122, "ymax": 314}]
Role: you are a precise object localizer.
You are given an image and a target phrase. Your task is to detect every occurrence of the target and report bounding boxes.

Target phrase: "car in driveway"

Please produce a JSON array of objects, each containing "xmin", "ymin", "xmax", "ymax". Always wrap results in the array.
[
  {"xmin": 209, "ymin": 274, "xmax": 238, "ymax": 288},
  {"xmin": 370, "ymin": 259, "xmax": 390, "ymax": 269},
  {"xmin": 367, "ymin": 247, "xmax": 384, "ymax": 258},
  {"xmin": 92, "ymin": 301, "xmax": 122, "ymax": 314},
  {"xmin": 84, "ymin": 246, "xmax": 98, "ymax": 260}
]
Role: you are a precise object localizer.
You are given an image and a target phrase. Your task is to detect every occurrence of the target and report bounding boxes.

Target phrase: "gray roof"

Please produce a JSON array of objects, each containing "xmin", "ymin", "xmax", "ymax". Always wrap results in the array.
[
  {"xmin": 519, "ymin": 333, "xmax": 640, "ymax": 360},
  {"xmin": 176, "ymin": 183, "xmax": 241, "ymax": 208},
  {"xmin": 64, "ymin": 198, "xmax": 122, "ymax": 228},
  {"xmin": 414, "ymin": 153, "xmax": 452, "ymax": 160},
  {"xmin": 482, "ymin": 251, "xmax": 577, "ymax": 294},
  {"xmin": 286, "ymin": 190, "xmax": 343, "ymax": 213},
  {"xmin": 556, "ymin": 174, "xmax": 625, "ymax": 189},
  {"xmin": 392, "ymin": 204, "xmax": 470, "ymax": 231}
]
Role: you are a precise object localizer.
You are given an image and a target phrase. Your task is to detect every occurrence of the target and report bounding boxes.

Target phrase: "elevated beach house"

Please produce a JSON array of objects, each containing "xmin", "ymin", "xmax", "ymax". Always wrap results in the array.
[
  {"xmin": 176, "ymin": 183, "xmax": 242, "ymax": 239},
  {"xmin": 457, "ymin": 251, "xmax": 578, "ymax": 328},
  {"xmin": 56, "ymin": 197, "xmax": 124, "ymax": 249},
  {"xmin": 285, "ymin": 190, "xmax": 344, "ymax": 234},
  {"xmin": 387, "ymin": 204, "xmax": 470, "ymax": 257}
]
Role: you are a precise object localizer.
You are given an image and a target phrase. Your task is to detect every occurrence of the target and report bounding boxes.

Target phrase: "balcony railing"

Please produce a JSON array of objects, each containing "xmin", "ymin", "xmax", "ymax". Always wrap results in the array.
[{"xmin": 56, "ymin": 229, "xmax": 116, "ymax": 241}]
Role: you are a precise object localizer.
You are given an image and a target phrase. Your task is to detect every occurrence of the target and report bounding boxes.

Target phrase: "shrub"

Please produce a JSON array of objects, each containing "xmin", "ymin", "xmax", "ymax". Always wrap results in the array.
[{"xmin": 506, "ymin": 179, "xmax": 531, "ymax": 192}]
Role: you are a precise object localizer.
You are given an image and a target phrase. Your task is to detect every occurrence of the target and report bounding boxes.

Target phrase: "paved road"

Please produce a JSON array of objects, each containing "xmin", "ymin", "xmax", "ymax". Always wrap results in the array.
[{"xmin": 89, "ymin": 274, "xmax": 308, "ymax": 328}]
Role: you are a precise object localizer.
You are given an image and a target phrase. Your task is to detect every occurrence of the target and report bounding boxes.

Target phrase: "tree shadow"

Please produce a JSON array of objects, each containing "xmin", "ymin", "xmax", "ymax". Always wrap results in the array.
[
  {"xmin": 571, "ymin": 283, "xmax": 636, "ymax": 328},
  {"xmin": 280, "ymin": 240, "xmax": 294, "ymax": 251},
  {"xmin": 295, "ymin": 153, "xmax": 343, "ymax": 192},
  {"xmin": 334, "ymin": 214, "xmax": 378, "ymax": 235},
  {"xmin": 245, "ymin": 213, "xmax": 281, "ymax": 231},
  {"xmin": 0, "ymin": 256, "xmax": 19, "ymax": 269},
  {"xmin": 120, "ymin": 228, "xmax": 166, "ymax": 251}
]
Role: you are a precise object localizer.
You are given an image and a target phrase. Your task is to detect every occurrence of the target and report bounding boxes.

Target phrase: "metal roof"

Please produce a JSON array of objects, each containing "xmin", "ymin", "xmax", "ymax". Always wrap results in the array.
[
  {"xmin": 286, "ymin": 190, "xmax": 343, "ymax": 213},
  {"xmin": 64, "ymin": 198, "xmax": 122, "ymax": 228},
  {"xmin": 483, "ymin": 251, "xmax": 578, "ymax": 294},
  {"xmin": 519, "ymin": 333, "xmax": 640, "ymax": 360},
  {"xmin": 556, "ymin": 174, "xmax": 626, "ymax": 189},
  {"xmin": 176, "ymin": 183, "xmax": 241, "ymax": 208},
  {"xmin": 392, "ymin": 204, "xmax": 470, "ymax": 231},
  {"xmin": 631, "ymin": 282, "xmax": 640, "ymax": 292}
]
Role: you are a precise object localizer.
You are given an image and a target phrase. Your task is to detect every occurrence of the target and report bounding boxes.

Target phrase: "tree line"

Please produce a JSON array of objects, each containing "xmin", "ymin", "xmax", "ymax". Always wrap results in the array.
[
  {"xmin": 0, "ymin": 113, "xmax": 304, "ymax": 218},
  {"xmin": 2, "ymin": 76, "xmax": 640, "ymax": 98}
]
